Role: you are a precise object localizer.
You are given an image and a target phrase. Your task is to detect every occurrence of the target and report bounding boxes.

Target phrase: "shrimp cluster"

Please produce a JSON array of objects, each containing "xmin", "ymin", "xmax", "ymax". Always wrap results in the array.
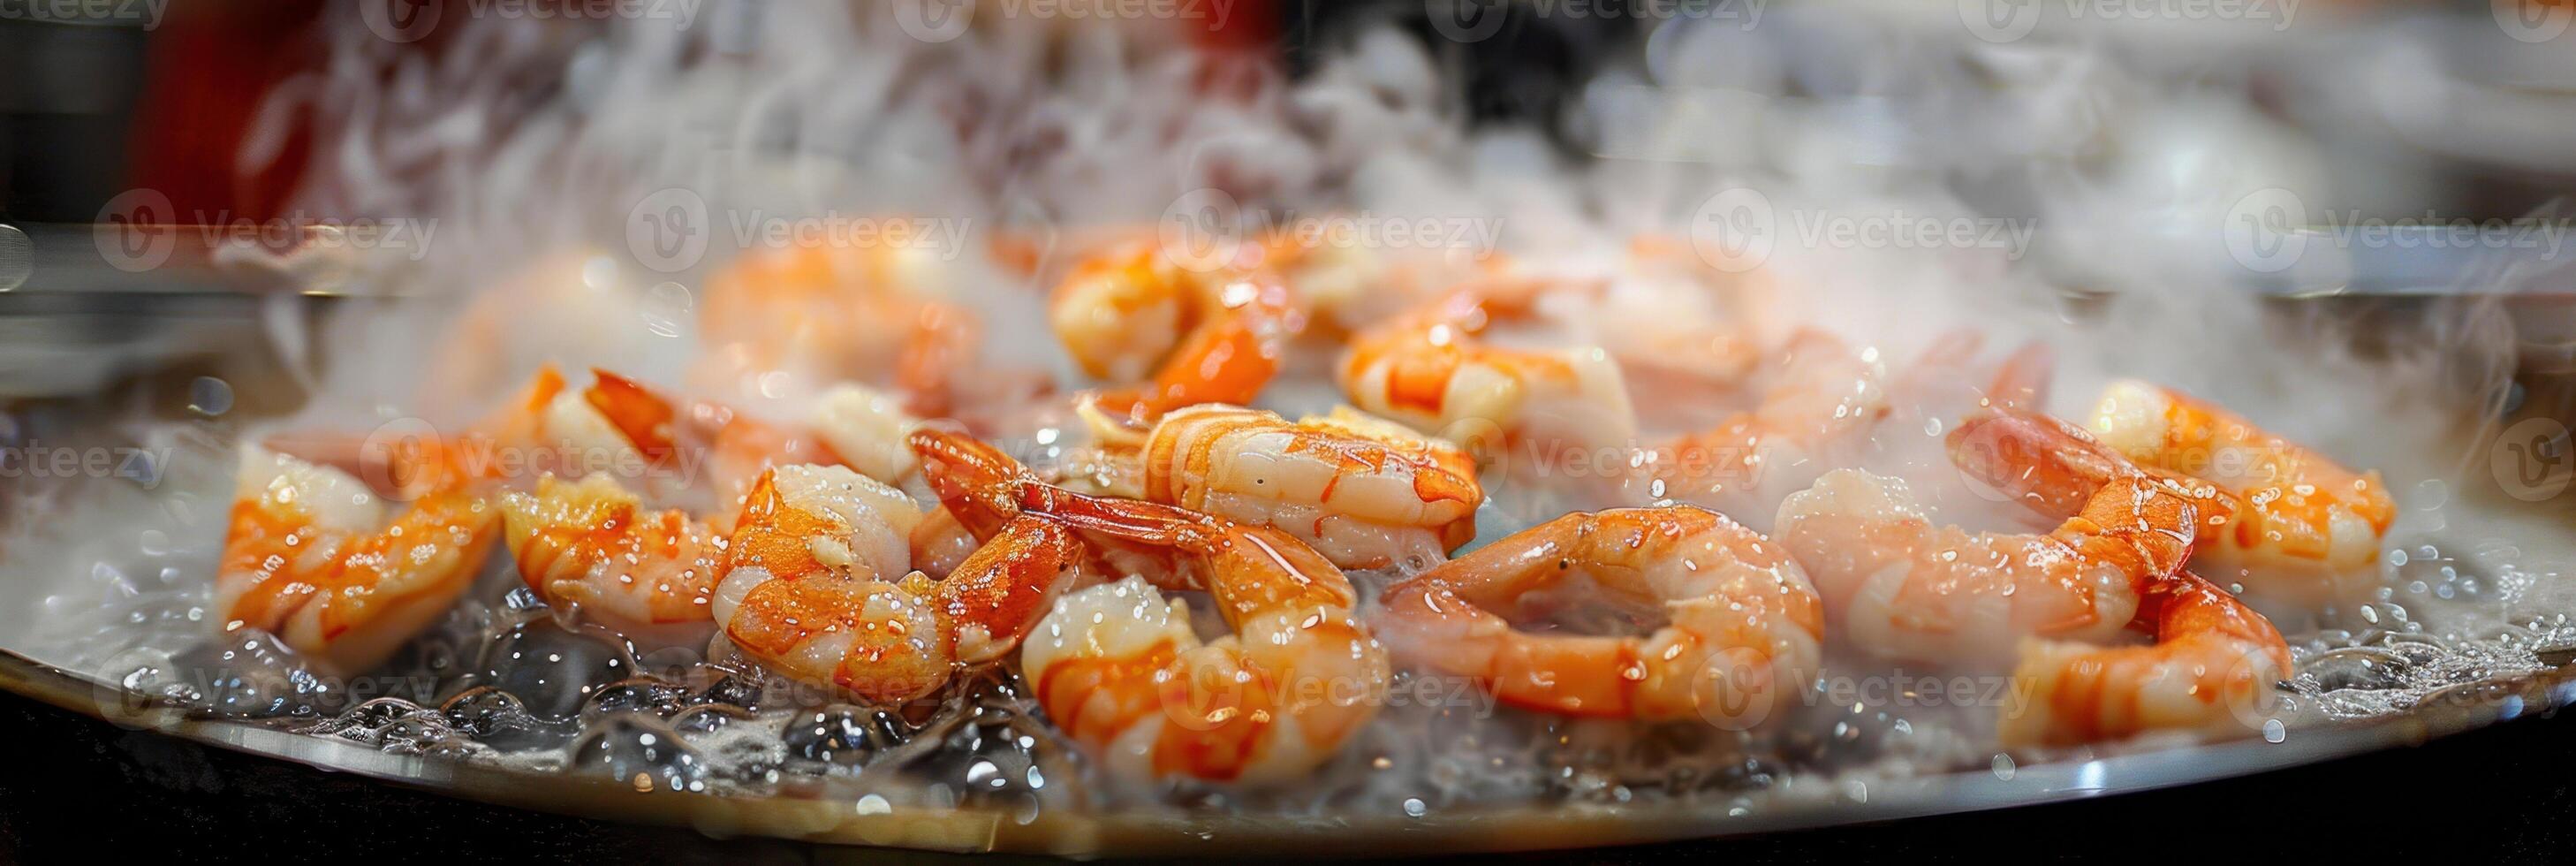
[{"xmin": 211, "ymin": 223, "xmax": 2401, "ymax": 796}]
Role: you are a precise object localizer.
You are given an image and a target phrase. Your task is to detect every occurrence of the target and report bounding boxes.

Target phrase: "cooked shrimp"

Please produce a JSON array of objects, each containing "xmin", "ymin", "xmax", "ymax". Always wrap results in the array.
[
  {"xmin": 217, "ymin": 447, "xmax": 499, "ymax": 675},
  {"xmin": 1067, "ymin": 404, "xmax": 1483, "ymax": 570},
  {"xmin": 497, "ymin": 474, "xmax": 727, "ymax": 644},
  {"xmin": 1017, "ymin": 490, "xmax": 1388, "ymax": 784},
  {"xmin": 2004, "ymin": 570, "xmax": 2292, "ymax": 747},
  {"xmin": 1944, "ymin": 409, "xmax": 2295, "ymax": 745},
  {"xmin": 2087, "ymin": 381, "xmax": 2396, "ymax": 604},
  {"xmin": 1375, "ymin": 506, "xmax": 1822, "ymax": 725},
  {"xmin": 1337, "ymin": 277, "xmax": 1636, "ymax": 453},
  {"xmin": 1642, "ymin": 330, "xmax": 1888, "ymax": 525},
  {"xmin": 712, "ymin": 463, "xmax": 1095, "ymax": 703},
  {"xmin": 1051, "ymin": 241, "xmax": 1308, "ymax": 429},
  {"xmin": 696, "ymin": 241, "xmax": 977, "ymax": 417},
  {"xmin": 1774, "ymin": 461, "xmax": 2198, "ymax": 667}
]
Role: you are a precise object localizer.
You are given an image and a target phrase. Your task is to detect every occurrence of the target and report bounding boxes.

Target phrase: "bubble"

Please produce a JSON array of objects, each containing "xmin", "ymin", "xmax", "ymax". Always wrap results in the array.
[
  {"xmin": 470, "ymin": 619, "xmax": 640, "ymax": 721},
  {"xmin": 186, "ymin": 377, "xmax": 234, "ymax": 417},
  {"xmin": 640, "ymin": 281, "xmax": 693, "ymax": 338},
  {"xmin": 782, "ymin": 705, "xmax": 913, "ymax": 769},
  {"xmin": 1990, "ymin": 754, "xmax": 2016, "ymax": 780},
  {"xmin": 572, "ymin": 713, "xmax": 706, "ymax": 793}
]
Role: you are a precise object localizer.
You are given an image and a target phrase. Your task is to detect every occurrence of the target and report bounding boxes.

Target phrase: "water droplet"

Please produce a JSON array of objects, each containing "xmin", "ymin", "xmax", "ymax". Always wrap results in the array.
[
  {"xmin": 1990, "ymin": 753, "xmax": 2016, "ymax": 779},
  {"xmin": 1402, "ymin": 798, "xmax": 1427, "ymax": 817},
  {"xmin": 641, "ymin": 281, "xmax": 693, "ymax": 338},
  {"xmin": 188, "ymin": 377, "xmax": 234, "ymax": 416},
  {"xmin": 2262, "ymin": 718, "xmax": 2286, "ymax": 743}
]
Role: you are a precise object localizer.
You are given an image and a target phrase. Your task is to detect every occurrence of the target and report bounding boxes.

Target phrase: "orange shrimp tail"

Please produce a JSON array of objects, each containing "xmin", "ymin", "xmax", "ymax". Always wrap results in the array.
[
  {"xmin": 908, "ymin": 425, "xmax": 1041, "ymax": 537},
  {"xmin": 937, "ymin": 515, "xmax": 1087, "ymax": 662},
  {"xmin": 583, "ymin": 369, "xmax": 678, "ymax": 462}
]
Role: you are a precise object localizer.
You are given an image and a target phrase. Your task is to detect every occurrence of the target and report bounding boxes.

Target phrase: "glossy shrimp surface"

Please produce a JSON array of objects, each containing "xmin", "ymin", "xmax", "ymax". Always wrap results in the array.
[
  {"xmin": 2088, "ymin": 380, "xmax": 2396, "ymax": 603},
  {"xmin": 1076, "ymin": 404, "xmax": 1483, "ymax": 570},
  {"xmin": 217, "ymin": 447, "xmax": 500, "ymax": 676},
  {"xmin": 1013, "ymin": 489, "xmax": 1388, "ymax": 784},
  {"xmin": 2004, "ymin": 571, "xmax": 2292, "ymax": 747},
  {"xmin": 711, "ymin": 465, "xmax": 952, "ymax": 704},
  {"xmin": 1774, "ymin": 460, "xmax": 2198, "ymax": 668},
  {"xmin": 1337, "ymin": 277, "xmax": 1636, "ymax": 452},
  {"xmin": 1376, "ymin": 506, "xmax": 1823, "ymax": 724},
  {"xmin": 1051, "ymin": 241, "xmax": 1308, "ymax": 428},
  {"xmin": 1943, "ymin": 408, "xmax": 2299, "ymax": 745},
  {"xmin": 497, "ymin": 473, "xmax": 727, "ymax": 643}
]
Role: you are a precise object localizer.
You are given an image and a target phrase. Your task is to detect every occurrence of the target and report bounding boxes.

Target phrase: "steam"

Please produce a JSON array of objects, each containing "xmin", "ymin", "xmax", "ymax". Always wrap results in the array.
[{"xmin": 0, "ymin": 0, "xmax": 2557, "ymax": 824}]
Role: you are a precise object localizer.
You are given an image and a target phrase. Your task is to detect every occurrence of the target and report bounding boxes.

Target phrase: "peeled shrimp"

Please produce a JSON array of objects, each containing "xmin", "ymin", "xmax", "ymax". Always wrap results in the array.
[
  {"xmin": 712, "ymin": 463, "xmax": 1097, "ymax": 704},
  {"xmin": 1376, "ymin": 506, "xmax": 1822, "ymax": 725},
  {"xmin": 1066, "ymin": 404, "xmax": 1482, "ymax": 570},
  {"xmin": 1051, "ymin": 241, "xmax": 1308, "ymax": 429},
  {"xmin": 1009, "ymin": 489, "xmax": 1388, "ymax": 783},
  {"xmin": 1774, "ymin": 462, "xmax": 2198, "ymax": 667},
  {"xmin": 1337, "ymin": 277, "xmax": 1636, "ymax": 452},
  {"xmin": 2004, "ymin": 570, "xmax": 2292, "ymax": 747},
  {"xmin": 1943, "ymin": 409, "xmax": 2295, "ymax": 745},
  {"xmin": 1641, "ymin": 330, "xmax": 1888, "ymax": 524},
  {"xmin": 217, "ymin": 447, "xmax": 499, "ymax": 675},
  {"xmin": 696, "ymin": 241, "xmax": 979, "ymax": 419},
  {"xmin": 497, "ymin": 474, "xmax": 727, "ymax": 645},
  {"xmin": 2088, "ymin": 380, "xmax": 2395, "ymax": 604}
]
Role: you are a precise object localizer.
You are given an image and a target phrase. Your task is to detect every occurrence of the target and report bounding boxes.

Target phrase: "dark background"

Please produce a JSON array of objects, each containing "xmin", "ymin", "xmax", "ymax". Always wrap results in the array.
[{"xmin": 5, "ymin": 686, "xmax": 2572, "ymax": 863}]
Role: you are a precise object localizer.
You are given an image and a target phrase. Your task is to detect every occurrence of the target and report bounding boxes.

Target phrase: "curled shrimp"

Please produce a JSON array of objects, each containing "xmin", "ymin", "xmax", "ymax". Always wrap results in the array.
[
  {"xmin": 1945, "ymin": 409, "xmax": 2294, "ymax": 745},
  {"xmin": 2087, "ymin": 381, "xmax": 2396, "ymax": 604},
  {"xmin": 2004, "ymin": 571, "xmax": 2292, "ymax": 747},
  {"xmin": 1337, "ymin": 276, "xmax": 1636, "ymax": 453},
  {"xmin": 218, "ymin": 447, "xmax": 499, "ymax": 675},
  {"xmin": 1639, "ymin": 331, "xmax": 1889, "ymax": 524},
  {"xmin": 1051, "ymin": 241, "xmax": 1308, "ymax": 429},
  {"xmin": 1064, "ymin": 404, "xmax": 1483, "ymax": 570},
  {"xmin": 696, "ymin": 241, "xmax": 979, "ymax": 418},
  {"xmin": 713, "ymin": 462, "xmax": 1096, "ymax": 704},
  {"xmin": 1375, "ymin": 506, "xmax": 1823, "ymax": 725},
  {"xmin": 1015, "ymin": 489, "xmax": 1389, "ymax": 784},
  {"xmin": 1773, "ymin": 452, "xmax": 2200, "ymax": 667},
  {"xmin": 497, "ymin": 474, "xmax": 728, "ymax": 645}
]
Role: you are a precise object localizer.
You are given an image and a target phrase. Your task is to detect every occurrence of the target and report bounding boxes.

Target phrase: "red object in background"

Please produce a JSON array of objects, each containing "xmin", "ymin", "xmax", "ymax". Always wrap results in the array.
[{"xmin": 123, "ymin": 2, "xmax": 327, "ymax": 224}]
